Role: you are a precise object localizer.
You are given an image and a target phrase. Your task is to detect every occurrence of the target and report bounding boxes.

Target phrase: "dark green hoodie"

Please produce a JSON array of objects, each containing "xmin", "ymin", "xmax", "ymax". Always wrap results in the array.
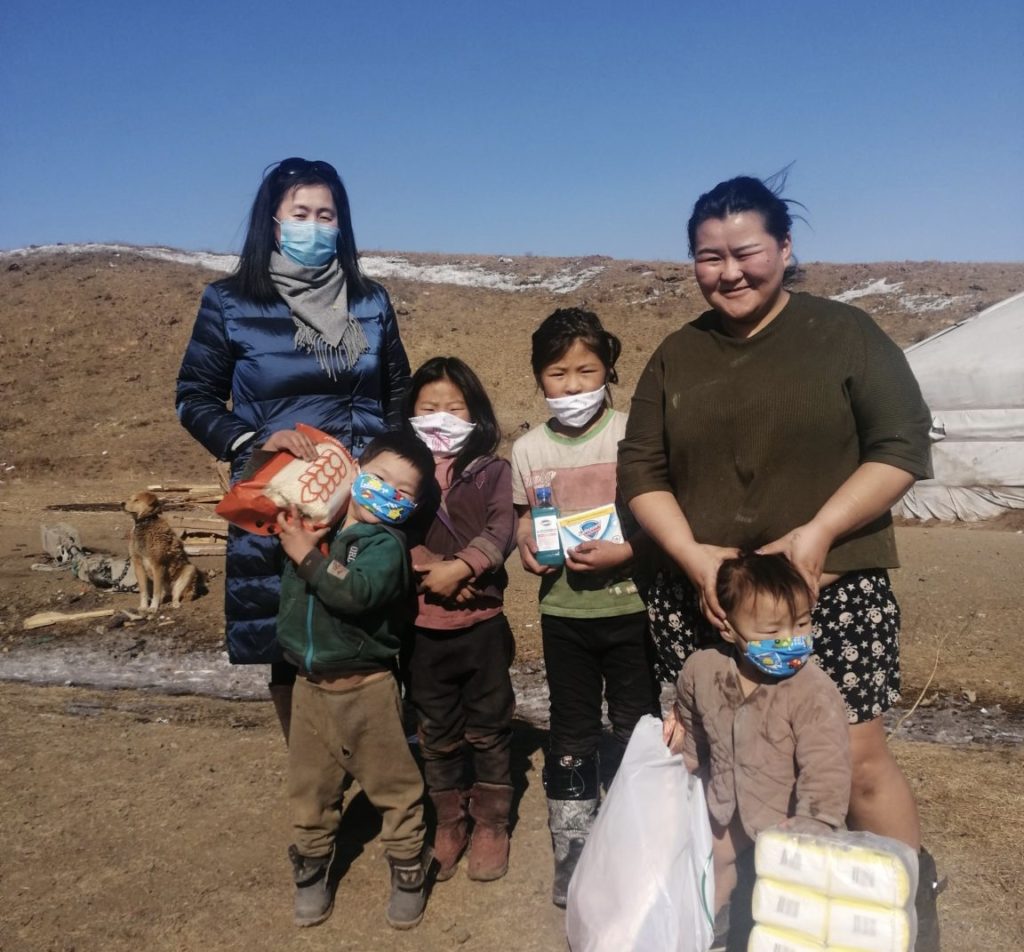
[{"xmin": 277, "ymin": 521, "xmax": 412, "ymax": 674}]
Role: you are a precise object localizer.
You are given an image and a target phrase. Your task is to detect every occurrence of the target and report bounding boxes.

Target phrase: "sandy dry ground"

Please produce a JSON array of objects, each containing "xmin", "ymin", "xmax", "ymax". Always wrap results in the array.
[
  {"xmin": 2, "ymin": 478, "xmax": 1023, "ymax": 951},
  {"xmin": 1, "ymin": 685, "xmax": 1021, "ymax": 952},
  {"xmin": 2, "ymin": 249, "xmax": 1023, "ymax": 949}
]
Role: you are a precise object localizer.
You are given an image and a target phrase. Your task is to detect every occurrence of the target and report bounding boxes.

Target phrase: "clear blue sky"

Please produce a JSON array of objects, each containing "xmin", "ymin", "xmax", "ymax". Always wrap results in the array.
[{"xmin": 3, "ymin": 0, "xmax": 1022, "ymax": 262}]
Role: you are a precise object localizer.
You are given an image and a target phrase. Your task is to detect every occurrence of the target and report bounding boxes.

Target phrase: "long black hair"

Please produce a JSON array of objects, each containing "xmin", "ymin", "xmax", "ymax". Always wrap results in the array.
[
  {"xmin": 224, "ymin": 157, "xmax": 371, "ymax": 303},
  {"xmin": 404, "ymin": 356, "xmax": 501, "ymax": 481}
]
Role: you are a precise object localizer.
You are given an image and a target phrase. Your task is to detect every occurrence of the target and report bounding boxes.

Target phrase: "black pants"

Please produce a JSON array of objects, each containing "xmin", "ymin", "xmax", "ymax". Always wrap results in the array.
[
  {"xmin": 408, "ymin": 613, "xmax": 516, "ymax": 791},
  {"xmin": 542, "ymin": 611, "xmax": 660, "ymax": 759}
]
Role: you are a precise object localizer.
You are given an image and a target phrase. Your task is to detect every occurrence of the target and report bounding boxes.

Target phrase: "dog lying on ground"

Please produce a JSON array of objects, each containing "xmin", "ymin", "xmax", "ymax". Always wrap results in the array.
[{"xmin": 124, "ymin": 491, "xmax": 201, "ymax": 610}]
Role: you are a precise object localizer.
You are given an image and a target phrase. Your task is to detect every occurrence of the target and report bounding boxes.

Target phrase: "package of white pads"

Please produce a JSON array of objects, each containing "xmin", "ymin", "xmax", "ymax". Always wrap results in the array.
[
  {"xmin": 755, "ymin": 829, "xmax": 918, "ymax": 909},
  {"xmin": 751, "ymin": 879, "xmax": 830, "ymax": 943},
  {"xmin": 827, "ymin": 898, "xmax": 912, "ymax": 951},
  {"xmin": 748, "ymin": 924, "xmax": 826, "ymax": 952},
  {"xmin": 750, "ymin": 828, "xmax": 919, "ymax": 952}
]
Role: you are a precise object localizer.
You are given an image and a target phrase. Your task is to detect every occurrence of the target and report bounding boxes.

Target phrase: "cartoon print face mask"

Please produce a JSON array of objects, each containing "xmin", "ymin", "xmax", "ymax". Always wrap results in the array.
[
  {"xmin": 350, "ymin": 472, "xmax": 416, "ymax": 525},
  {"xmin": 744, "ymin": 635, "xmax": 814, "ymax": 678}
]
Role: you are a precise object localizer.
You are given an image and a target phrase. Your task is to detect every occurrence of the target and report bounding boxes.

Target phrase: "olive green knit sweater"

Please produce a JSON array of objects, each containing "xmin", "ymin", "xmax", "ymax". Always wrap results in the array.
[{"xmin": 618, "ymin": 292, "xmax": 933, "ymax": 573}]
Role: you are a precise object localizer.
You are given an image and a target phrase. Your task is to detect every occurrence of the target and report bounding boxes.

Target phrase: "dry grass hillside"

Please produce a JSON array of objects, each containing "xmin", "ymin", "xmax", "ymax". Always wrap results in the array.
[{"xmin": 2, "ymin": 247, "xmax": 1022, "ymax": 483}]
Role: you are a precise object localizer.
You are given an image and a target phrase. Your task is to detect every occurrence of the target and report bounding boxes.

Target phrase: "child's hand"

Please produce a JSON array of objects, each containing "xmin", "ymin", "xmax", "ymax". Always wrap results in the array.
[
  {"xmin": 517, "ymin": 533, "xmax": 558, "ymax": 576},
  {"xmin": 276, "ymin": 505, "xmax": 330, "ymax": 563},
  {"xmin": 262, "ymin": 428, "xmax": 318, "ymax": 461},
  {"xmin": 663, "ymin": 707, "xmax": 687, "ymax": 755},
  {"xmin": 776, "ymin": 816, "xmax": 832, "ymax": 836},
  {"xmin": 564, "ymin": 539, "xmax": 631, "ymax": 573},
  {"xmin": 452, "ymin": 581, "xmax": 483, "ymax": 605},
  {"xmin": 414, "ymin": 558, "xmax": 473, "ymax": 600}
]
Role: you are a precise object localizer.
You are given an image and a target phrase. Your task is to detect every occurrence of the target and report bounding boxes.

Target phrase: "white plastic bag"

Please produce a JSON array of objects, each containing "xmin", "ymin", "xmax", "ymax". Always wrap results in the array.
[{"xmin": 566, "ymin": 715, "xmax": 715, "ymax": 952}]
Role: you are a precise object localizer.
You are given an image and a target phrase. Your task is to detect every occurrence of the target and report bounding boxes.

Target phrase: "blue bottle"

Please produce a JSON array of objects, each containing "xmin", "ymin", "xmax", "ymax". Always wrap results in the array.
[{"xmin": 532, "ymin": 486, "xmax": 564, "ymax": 567}]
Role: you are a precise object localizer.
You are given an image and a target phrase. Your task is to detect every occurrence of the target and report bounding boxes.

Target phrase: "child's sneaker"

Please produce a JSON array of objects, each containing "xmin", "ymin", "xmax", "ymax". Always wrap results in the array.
[
  {"xmin": 385, "ymin": 852, "xmax": 430, "ymax": 930},
  {"xmin": 288, "ymin": 844, "xmax": 334, "ymax": 927}
]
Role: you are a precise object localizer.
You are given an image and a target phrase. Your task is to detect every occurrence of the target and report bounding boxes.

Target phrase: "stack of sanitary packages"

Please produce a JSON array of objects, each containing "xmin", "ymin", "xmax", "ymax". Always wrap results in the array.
[{"xmin": 748, "ymin": 829, "xmax": 919, "ymax": 952}]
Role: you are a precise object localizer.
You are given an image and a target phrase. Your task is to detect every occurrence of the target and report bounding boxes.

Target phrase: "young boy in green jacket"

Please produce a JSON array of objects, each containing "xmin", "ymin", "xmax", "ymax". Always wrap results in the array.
[{"xmin": 273, "ymin": 429, "xmax": 436, "ymax": 932}]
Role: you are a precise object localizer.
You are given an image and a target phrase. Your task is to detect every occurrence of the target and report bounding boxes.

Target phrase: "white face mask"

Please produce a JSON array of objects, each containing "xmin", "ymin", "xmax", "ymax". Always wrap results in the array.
[
  {"xmin": 545, "ymin": 386, "xmax": 607, "ymax": 429},
  {"xmin": 410, "ymin": 412, "xmax": 477, "ymax": 456}
]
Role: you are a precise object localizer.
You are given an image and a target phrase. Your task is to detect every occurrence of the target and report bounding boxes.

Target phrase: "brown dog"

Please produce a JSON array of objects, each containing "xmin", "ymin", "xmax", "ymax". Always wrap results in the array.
[{"xmin": 124, "ymin": 491, "xmax": 200, "ymax": 611}]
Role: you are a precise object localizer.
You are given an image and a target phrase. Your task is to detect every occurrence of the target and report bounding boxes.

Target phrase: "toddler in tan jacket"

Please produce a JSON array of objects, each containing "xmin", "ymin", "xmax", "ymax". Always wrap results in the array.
[{"xmin": 663, "ymin": 553, "xmax": 852, "ymax": 918}]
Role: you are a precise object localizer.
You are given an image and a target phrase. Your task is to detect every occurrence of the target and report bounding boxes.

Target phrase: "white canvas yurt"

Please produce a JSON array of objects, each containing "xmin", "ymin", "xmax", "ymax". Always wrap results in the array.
[{"xmin": 895, "ymin": 291, "xmax": 1024, "ymax": 520}]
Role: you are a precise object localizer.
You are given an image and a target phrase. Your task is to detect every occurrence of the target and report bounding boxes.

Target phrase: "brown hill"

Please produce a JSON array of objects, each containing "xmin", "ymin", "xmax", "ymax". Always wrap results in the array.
[{"xmin": 2, "ymin": 246, "xmax": 1022, "ymax": 482}]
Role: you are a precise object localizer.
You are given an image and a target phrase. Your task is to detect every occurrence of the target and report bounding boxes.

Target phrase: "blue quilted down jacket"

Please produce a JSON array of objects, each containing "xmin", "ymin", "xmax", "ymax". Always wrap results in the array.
[{"xmin": 175, "ymin": 278, "xmax": 411, "ymax": 664}]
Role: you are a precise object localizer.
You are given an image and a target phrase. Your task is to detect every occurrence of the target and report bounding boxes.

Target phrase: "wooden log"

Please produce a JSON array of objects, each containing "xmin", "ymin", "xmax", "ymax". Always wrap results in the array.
[
  {"xmin": 164, "ymin": 514, "xmax": 229, "ymax": 534},
  {"xmin": 23, "ymin": 608, "xmax": 117, "ymax": 630},
  {"xmin": 184, "ymin": 542, "xmax": 227, "ymax": 556}
]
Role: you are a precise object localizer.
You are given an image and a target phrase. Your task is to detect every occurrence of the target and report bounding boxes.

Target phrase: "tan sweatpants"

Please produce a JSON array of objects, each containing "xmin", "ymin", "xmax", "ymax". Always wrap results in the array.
[{"xmin": 289, "ymin": 673, "xmax": 425, "ymax": 862}]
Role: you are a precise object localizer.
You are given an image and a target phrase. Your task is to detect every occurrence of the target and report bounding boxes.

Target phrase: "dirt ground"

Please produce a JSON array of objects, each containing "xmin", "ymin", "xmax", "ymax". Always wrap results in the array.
[{"xmin": 2, "ymin": 249, "xmax": 1024, "ymax": 950}]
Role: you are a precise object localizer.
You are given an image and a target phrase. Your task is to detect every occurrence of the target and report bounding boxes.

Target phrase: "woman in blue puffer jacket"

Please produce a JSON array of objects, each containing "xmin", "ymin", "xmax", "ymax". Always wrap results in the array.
[{"xmin": 176, "ymin": 157, "xmax": 411, "ymax": 738}]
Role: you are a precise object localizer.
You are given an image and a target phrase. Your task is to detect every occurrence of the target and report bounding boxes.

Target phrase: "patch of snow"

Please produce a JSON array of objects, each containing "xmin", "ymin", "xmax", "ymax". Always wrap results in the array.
[
  {"xmin": 3, "ymin": 640, "xmax": 1020, "ymax": 746},
  {"xmin": 0, "ymin": 242, "xmax": 240, "ymax": 273},
  {"xmin": 831, "ymin": 278, "xmax": 965, "ymax": 313},
  {"xmin": 0, "ymin": 645, "xmax": 268, "ymax": 699},
  {"xmin": 831, "ymin": 278, "xmax": 905, "ymax": 302},
  {"xmin": 362, "ymin": 255, "xmax": 604, "ymax": 294},
  {"xmin": 0, "ymin": 243, "xmax": 604, "ymax": 295}
]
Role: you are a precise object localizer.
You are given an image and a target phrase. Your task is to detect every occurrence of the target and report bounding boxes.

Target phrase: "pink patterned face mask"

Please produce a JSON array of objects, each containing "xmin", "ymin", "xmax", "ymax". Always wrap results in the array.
[{"xmin": 409, "ymin": 412, "xmax": 476, "ymax": 456}]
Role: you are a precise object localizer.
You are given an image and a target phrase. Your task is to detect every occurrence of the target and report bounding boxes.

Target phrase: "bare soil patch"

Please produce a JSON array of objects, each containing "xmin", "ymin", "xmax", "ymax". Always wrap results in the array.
[{"xmin": 2, "ymin": 249, "xmax": 1023, "ymax": 949}]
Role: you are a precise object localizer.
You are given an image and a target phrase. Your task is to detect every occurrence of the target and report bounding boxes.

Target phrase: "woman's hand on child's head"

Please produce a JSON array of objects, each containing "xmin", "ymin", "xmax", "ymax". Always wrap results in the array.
[
  {"xmin": 756, "ymin": 522, "xmax": 832, "ymax": 603},
  {"xmin": 679, "ymin": 543, "xmax": 741, "ymax": 631},
  {"xmin": 262, "ymin": 428, "xmax": 319, "ymax": 461},
  {"xmin": 564, "ymin": 540, "xmax": 630, "ymax": 574},
  {"xmin": 662, "ymin": 707, "xmax": 687, "ymax": 756},
  {"xmin": 413, "ymin": 558, "xmax": 473, "ymax": 600},
  {"xmin": 276, "ymin": 505, "xmax": 330, "ymax": 563}
]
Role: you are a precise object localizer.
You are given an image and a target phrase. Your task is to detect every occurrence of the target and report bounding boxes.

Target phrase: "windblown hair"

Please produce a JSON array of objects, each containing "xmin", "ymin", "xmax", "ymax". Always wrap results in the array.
[
  {"xmin": 717, "ymin": 552, "xmax": 815, "ymax": 623},
  {"xmin": 530, "ymin": 307, "xmax": 622, "ymax": 393},
  {"xmin": 405, "ymin": 356, "xmax": 501, "ymax": 481},
  {"xmin": 224, "ymin": 157, "xmax": 371, "ymax": 303},
  {"xmin": 687, "ymin": 166, "xmax": 806, "ymax": 284}
]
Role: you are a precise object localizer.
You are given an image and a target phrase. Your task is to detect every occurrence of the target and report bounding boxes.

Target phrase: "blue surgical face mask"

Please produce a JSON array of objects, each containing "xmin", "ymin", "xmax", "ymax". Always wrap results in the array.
[
  {"xmin": 351, "ymin": 472, "xmax": 417, "ymax": 525},
  {"xmin": 276, "ymin": 218, "xmax": 339, "ymax": 267},
  {"xmin": 744, "ymin": 635, "xmax": 814, "ymax": 678}
]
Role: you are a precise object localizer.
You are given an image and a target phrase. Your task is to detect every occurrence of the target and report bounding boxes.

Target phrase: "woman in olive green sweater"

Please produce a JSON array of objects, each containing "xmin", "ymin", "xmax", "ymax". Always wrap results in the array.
[{"xmin": 618, "ymin": 173, "xmax": 941, "ymax": 950}]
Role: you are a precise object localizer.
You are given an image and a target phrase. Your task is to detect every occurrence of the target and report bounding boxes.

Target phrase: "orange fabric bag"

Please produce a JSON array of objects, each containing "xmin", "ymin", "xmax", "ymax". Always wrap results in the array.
[{"xmin": 215, "ymin": 424, "xmax": 356, "ymax": 535}]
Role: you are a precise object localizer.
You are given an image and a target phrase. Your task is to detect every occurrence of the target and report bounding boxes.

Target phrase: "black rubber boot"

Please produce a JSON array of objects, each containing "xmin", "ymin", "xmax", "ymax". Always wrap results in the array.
[
  {"xmin": 288, "ymin": 844, "xmax": 333, "ymax": 927},
  {"xmin": 915, "ymin": 847, "xmax": 944, "ymax": 952},
  {"xmin": 543, "ymin": 752, "xmax": 600, "ymax": 908}
]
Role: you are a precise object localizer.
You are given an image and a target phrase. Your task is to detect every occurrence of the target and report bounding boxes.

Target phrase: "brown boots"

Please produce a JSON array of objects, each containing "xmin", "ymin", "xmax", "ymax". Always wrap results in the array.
[
  {"xmin": 430, "ymin": 783, "xmax": 513, "ymax": 882},
  {"xmin": 466, "ymin": 782, "xmax": 514, "ymax": 881},
  {"xmin": 429, "ymin": 789, "xmax": 470, "ymax": 882}
]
